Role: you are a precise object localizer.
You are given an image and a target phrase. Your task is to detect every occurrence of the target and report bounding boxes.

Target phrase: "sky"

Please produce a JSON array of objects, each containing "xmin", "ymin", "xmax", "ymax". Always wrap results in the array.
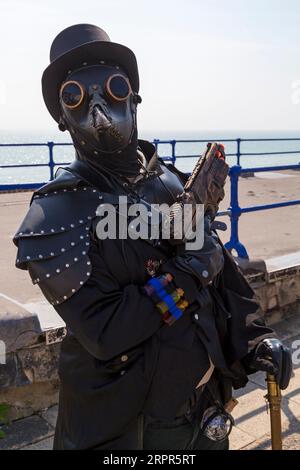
[{"xmin": 1, "ymin": 0, "xmax": 300, "ymax": 135}]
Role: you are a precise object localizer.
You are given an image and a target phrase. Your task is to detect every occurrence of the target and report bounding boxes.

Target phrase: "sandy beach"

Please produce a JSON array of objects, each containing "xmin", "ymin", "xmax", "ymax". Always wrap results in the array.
[{"xmin": 218, "ymin": 169, "xmax": 300, "ymax": 260}]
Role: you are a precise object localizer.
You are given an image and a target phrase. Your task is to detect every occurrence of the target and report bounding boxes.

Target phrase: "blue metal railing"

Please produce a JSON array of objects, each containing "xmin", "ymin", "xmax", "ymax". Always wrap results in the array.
[{"xmin": 1, "ymin": 138, "xmax": 300, "ymax": 258}]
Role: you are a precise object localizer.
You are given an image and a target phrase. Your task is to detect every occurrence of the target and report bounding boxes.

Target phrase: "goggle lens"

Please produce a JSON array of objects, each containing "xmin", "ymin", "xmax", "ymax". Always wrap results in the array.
[
  {"xmin": 106, "ymin": 74, "xmax": 131, "ymax": 101},
  {"xmin": 60, "ymin": 81, "xmax": 85, "ymax": 109}
]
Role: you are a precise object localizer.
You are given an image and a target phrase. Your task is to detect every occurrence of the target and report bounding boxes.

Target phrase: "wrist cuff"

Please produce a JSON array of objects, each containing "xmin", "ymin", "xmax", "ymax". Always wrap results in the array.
[{"xmin": 143, "ymin": 274, "xmax": 189, "ymax": 325}]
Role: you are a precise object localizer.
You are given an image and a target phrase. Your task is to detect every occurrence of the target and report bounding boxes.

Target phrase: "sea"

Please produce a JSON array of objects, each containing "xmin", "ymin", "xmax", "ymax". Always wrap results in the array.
[{"xmin": 1, "ymin": 130, "xmax": 300, "ymax": 185}]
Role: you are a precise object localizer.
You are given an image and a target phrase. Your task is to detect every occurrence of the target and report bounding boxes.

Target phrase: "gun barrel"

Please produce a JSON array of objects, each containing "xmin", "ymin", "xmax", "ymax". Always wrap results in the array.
[{"xmin": 184, "ymin": 142, "xmax": 219, "ymax": 192}]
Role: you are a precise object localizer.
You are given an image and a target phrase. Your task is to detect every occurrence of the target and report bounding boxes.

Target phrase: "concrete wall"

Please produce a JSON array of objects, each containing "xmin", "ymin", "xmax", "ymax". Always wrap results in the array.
[{"xmin": 250, "ymin": 265, "xmax": 300, "ymax": 325}]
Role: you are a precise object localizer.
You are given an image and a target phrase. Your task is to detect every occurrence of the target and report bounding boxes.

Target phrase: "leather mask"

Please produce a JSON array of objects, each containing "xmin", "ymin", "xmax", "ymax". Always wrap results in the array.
[{"xmin": 59, "ymin": 64, "xmax": 141, "ymax": 176}]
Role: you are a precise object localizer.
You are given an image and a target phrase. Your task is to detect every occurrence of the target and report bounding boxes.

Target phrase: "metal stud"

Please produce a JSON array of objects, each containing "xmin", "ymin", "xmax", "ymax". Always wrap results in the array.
[
  {"xmin": 63, "ymin": 296, "xmax": 67, "ymax": 300},
  {"xmin": 56, "ymin": 269, "xmax": 60, "ymax": 273},
  {"xmin": 74, "ymin": 258, "xmax": 78, "ymax": 262},
  {"xmin": 65, "ymin": 264, "xmax": 69, "ymax": 268},
  {"xmin": 70, "ymin": 224, "xmax": 74, "ymax": 228},
  {"xmin": 51, "ymin": 229, "xmax": 55, "ymax": 233},
  {"xmin": 26, "ymin": 256, "xmax": 31, "ymax": 260},
  {"xmin": 41, "ymin": 230, "xmax": 44, "ymax": 234},
  {"xmin": 72, "ymin": 289, "xmax": 76, "ymax": 293},
  {"xmin": 61, "ymin": 248, "xmax": 65, "ymax": 252},
  {"xmin": 87, "ymin": 261, "xmax": 91, "ymax": 265},
  {"xmin": 79, "ymin": 220, "xmax": 83, "ymax": 223},
  {"xmin": 202, "ymin": 270, "xmax": 209, "ymax": 278},
  {"xmin": 80, "ymin": 281, "xmax": 84, "ymax": 285},
  {"xmin": 61, "ymin": 227, "xmax": 65, "ymax": 231},
  {"xmin": 50, "ymin": 252, "xmax": 54, "ymax": 256},
  {"xmin": 87, "ymin": 272, "xmax": 90, "ymax": 276},
  {"xmin": 46, "ymin": 274, "xmax": 51, "ymax": 278},
  {"xmin": 80, "ymin": 235, "xmax": 84, "ymax": 240},
  {"xmin": 71, "ymin": 242, "xmax": 75, "ymax": 246},
  {"xmin": 99, "ymin": 196, "xmax": 103, "ymax": 200},
  {"xmin": 94, "ymin": 151, "xmax": 98, "ymax": 155},
  {"xmin": 39, "ymin": 254, "xmax": 43, "ymax": 259}
]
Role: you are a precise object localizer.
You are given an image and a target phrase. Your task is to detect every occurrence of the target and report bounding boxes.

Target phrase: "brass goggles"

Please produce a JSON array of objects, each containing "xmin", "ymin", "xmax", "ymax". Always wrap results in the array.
[{"xmin": 60, "ymin": 74, "xmax": 133, "ymax": 109}]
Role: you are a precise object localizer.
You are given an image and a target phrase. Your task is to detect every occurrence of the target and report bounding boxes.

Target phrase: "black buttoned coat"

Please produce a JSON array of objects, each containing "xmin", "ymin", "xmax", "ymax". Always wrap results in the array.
[{"xmin": 14, "ymin": 141, "xmax": 274, "ymax": 449}]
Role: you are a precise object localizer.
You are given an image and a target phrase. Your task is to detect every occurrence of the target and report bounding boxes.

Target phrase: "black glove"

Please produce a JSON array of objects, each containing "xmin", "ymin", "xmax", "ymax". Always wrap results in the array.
[
  {"xmin": 250, "ymin": 338, "xmax": 292, "ymax": 390},
  {"xmin": 160, "ymin": 216, "xmax": 224, "ymax": 304}
]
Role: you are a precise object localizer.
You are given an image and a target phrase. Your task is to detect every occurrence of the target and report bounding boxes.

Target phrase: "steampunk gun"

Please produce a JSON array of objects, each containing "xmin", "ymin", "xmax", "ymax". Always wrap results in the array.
[{"xmin": 164, "ymin": 143, "xmax": 229, "ymax": 245}]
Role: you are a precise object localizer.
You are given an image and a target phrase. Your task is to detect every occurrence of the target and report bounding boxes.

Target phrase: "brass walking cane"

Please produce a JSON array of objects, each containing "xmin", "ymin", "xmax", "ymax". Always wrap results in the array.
[{"xmin": 266, "ymin": 373, "xmax": 282, "ymax": 450}]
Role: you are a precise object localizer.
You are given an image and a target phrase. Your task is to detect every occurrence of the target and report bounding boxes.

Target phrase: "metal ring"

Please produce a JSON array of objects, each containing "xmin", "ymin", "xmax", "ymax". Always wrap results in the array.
[
  {"xmin": 105, "ymin": 74, "xmax": 132, "ymax": 102},
  {"xmin": 59, "ymin": 80, "xmax": 85, "ymax": 109}
]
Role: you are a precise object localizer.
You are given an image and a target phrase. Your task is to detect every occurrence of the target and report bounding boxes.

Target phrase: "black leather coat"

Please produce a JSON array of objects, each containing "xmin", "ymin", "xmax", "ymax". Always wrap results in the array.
[{"xmin": 14, "ymin": 140, "xmax": 274, "ymax": 449}]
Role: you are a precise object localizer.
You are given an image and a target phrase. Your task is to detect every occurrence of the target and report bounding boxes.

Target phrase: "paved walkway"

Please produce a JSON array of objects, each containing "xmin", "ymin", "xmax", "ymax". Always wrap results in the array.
[{"xmin": 1, "ymin": 314, "xmax": 300, "ymax": 451}]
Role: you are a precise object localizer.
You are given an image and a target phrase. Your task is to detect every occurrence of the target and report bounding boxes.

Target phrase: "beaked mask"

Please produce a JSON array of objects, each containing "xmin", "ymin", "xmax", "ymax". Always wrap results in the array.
[{"xmin": 59, "ymin": 64, "xmax": 141, "ymax": 155}]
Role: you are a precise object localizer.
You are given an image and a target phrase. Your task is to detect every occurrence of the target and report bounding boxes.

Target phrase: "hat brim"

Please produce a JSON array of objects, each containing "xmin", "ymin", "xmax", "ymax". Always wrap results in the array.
[{"xmin": 42, "ymin": 41, "xmax": 139, "ymax": 122}]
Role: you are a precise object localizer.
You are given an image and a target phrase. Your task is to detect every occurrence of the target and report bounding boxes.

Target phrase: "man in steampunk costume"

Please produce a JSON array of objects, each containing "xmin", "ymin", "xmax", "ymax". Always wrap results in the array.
[{"xmin": 14, "ymin": 24, "xmax": 292, "ymax": 450}]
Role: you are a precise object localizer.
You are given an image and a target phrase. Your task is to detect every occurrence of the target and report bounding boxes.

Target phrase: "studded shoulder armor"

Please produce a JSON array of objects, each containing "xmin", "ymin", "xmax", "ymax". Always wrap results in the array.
[{"xmin": 13, "ymin": 169, "xmax": 116, "ymax": 306}]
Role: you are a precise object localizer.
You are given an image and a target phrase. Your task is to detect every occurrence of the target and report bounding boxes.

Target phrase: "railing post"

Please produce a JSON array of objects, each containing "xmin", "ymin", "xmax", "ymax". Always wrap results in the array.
[
  {"xmin": 224, "ymin": 165, "xmax": 249, "ymax": 259},
  {"xmin": 153, "ymin": 139, "xmax": 159, "ymax": 153},
  {"xmin": 48, "ymin": 141, "xmax": 55, "ymax": 180},
  {"xmin": 171, "ymin": 140, "xmax": 176, "ymax": 165},
  {"xmin": 236, "ymin": 138, "xmax": 241, "ymax": 166}
]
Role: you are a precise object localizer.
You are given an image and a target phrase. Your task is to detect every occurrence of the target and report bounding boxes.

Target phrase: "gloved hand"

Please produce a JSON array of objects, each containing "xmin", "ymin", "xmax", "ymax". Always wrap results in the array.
[
  {"xmin": 200, "ymin": 143, "xmax": 228, "ymax": 220},
  {"xmin": 143, "ymin": 273, "xmax": 189, "ymax": 326},
  {"xmin": 250, "ymin": 338, "xmax": 292, "ymax": 390},
  {"xmin": 160, "ymin": 215, "xmax": 224, "ymax": 304}
]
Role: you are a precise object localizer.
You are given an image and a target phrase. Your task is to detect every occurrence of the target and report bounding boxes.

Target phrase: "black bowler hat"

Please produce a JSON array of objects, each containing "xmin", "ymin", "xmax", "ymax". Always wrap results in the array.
[{"xmin": 42, "ymin": 24, "xmax": 139, "ymax": 122}]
